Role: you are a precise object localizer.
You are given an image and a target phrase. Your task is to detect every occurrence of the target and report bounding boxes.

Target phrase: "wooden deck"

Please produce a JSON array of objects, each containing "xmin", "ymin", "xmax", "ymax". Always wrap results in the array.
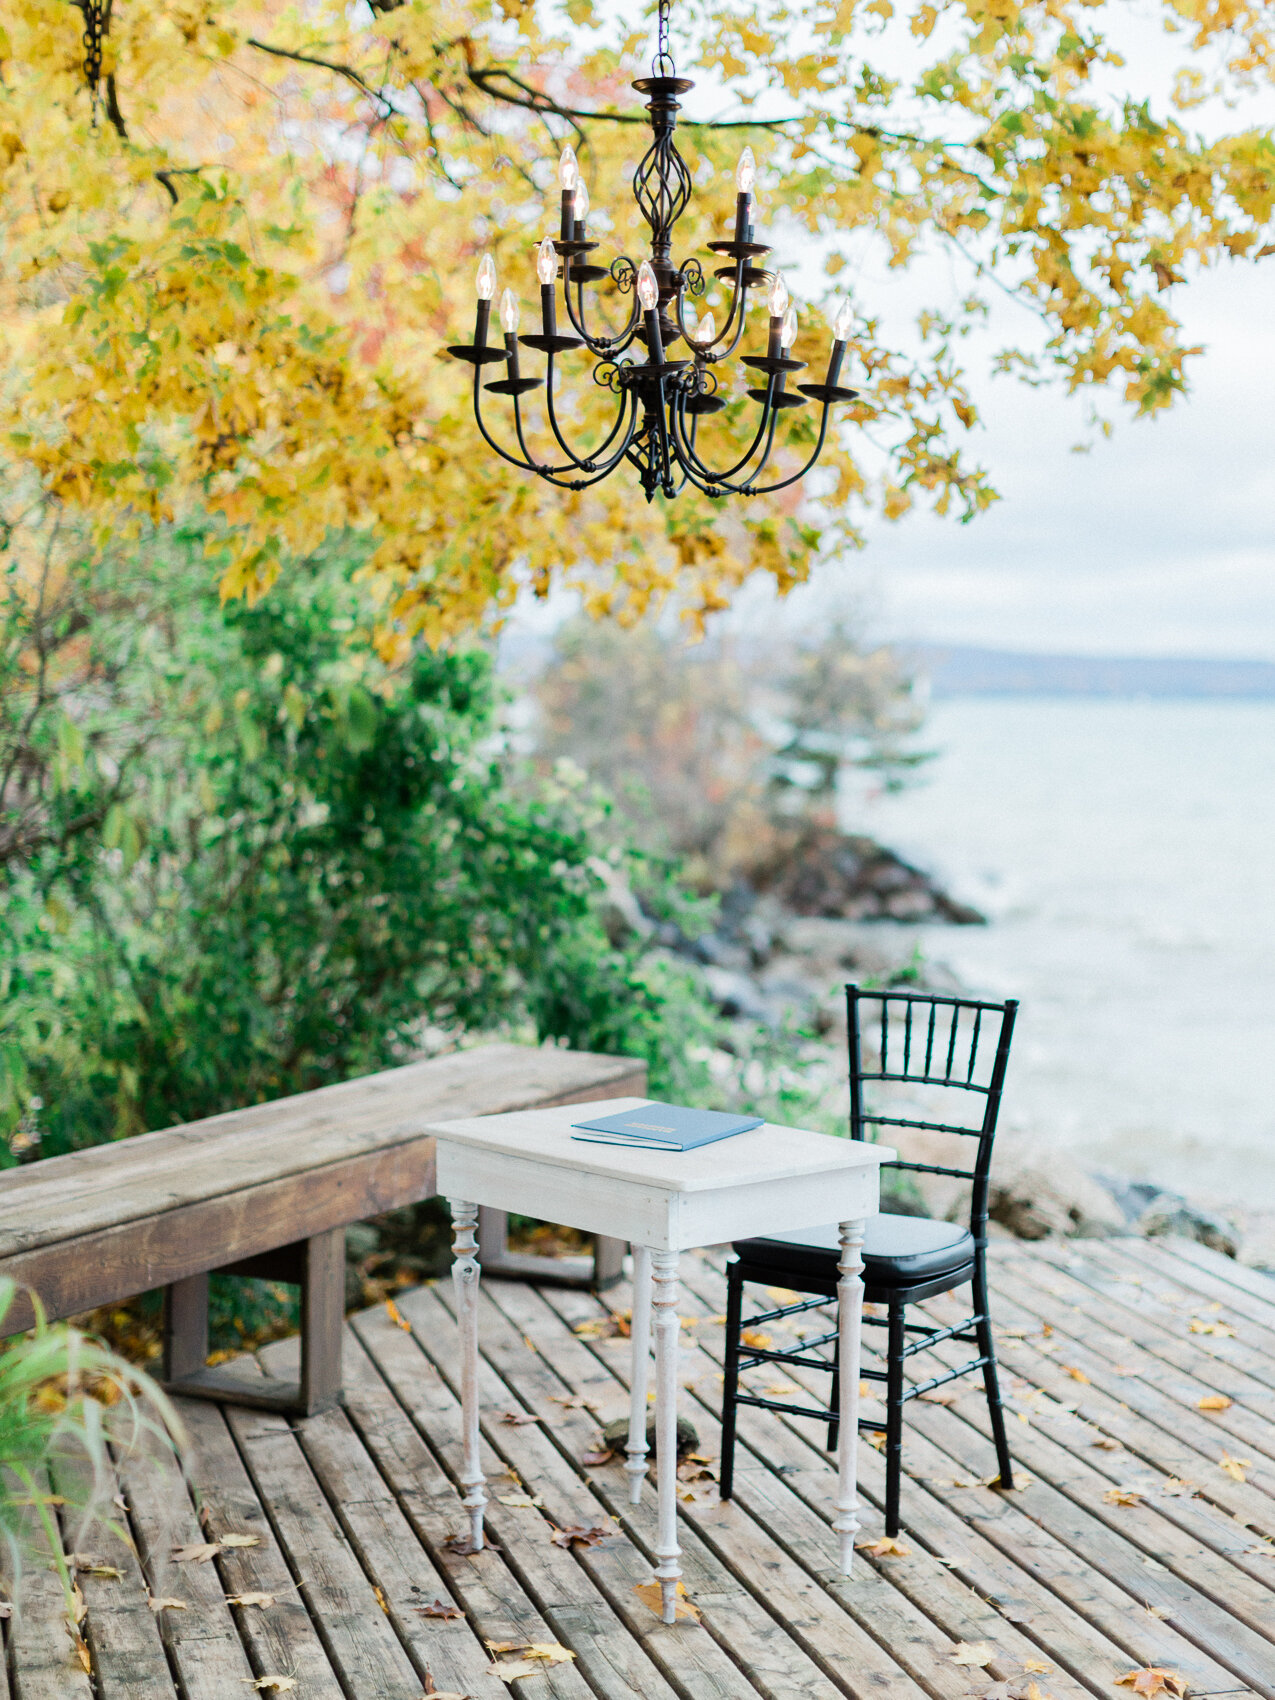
[{"xmin": 9, "ymin": 1234, "xmax": 1275, "ymax": 1699}]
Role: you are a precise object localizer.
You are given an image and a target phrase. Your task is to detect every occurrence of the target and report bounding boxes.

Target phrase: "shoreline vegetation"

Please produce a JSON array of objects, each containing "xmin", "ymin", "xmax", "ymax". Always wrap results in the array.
[{"xmin": 2, "ymin": 529, "xmax": 1256, "ymax": 1375}]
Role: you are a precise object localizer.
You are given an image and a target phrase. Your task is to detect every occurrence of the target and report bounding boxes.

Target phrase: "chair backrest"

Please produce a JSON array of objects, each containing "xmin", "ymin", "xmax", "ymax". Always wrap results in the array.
[{"xmin": 846, "ymin": 985, "xmax": 1018, "ymax": 1241}]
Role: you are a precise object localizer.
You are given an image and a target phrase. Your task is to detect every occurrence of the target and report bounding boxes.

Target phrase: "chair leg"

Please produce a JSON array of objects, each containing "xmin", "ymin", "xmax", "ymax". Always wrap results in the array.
[
  {"xmin": 826, "ymin": 1334, "xmax": 840, "ymax": 1452},
  {"xmin": 719, "ymin": 1259, "xmax": 744, "ymax": 1501},
  {"xmin": 884, "ymin": 1299, "xmax": 906, "ymax": 1536},
  {"xmin": 973, "ymin": 1254, "xmax": 1014, "ymax": 1489}
]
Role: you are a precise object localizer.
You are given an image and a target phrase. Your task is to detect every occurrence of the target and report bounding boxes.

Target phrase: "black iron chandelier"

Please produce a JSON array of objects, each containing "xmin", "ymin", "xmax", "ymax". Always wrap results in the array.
[{"xmin": 448, "ymin": 0, "xmax": 861, "ymax": 503}]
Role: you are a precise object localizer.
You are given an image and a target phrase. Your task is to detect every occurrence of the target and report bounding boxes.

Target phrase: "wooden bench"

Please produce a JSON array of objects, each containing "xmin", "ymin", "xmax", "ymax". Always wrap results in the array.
[{"xmin": 0, "ymin": 1043, "xmax": 644, "ymax": 1415}]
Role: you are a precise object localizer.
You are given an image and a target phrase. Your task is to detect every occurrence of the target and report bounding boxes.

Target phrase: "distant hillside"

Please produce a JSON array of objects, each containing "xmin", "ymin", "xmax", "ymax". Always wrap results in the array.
[{"xmin": 903, "ymin": 644, "xmax": 1275, "ymax": 699}]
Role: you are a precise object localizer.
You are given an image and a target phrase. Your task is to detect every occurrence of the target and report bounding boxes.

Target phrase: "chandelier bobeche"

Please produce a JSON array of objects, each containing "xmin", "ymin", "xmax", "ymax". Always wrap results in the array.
[{"xmin": 448, "ymin": 1, "xmax": 861, "ymax": 503}]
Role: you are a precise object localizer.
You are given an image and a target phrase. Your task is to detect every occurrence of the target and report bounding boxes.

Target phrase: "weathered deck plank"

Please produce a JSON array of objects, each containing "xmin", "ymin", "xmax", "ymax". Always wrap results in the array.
[
  {"xmin": 10, "ymin": 1236, "xmax": 1275, "ymax": 1700},
  {"xmin": 663, "ymin": 1255, "xmax": 1252, "ymax": 1698}
]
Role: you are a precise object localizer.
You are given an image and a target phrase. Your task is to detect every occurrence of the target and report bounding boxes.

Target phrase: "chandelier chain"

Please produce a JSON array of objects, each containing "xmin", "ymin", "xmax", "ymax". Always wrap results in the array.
[
  {"xmin": 653, "ymin": 0, "xmax": 675, "ymax": 77},
  {"xmin": 80, "ymin": 0, "xmax": 106, "ymax": 125}
]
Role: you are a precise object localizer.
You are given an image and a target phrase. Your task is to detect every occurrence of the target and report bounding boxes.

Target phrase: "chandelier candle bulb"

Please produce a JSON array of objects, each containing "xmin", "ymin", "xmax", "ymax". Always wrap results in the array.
[
  {"xmin": 696, "ymin": 310, "xmax": 716, "ymax": 348},
  {"xmin": 781, "ymin": 305, "xmax": 798, "ymax": 349},
  {"xmin": 536, "ymin": 237, "xmax": 559, "ymax": 336},
  {"xmin": 735, "ymin": 146, "xmax": 756, "ymax": 240},
  {"xmin": 573, "ymin": 180, "xmax": 590, "ymax": 233},
  {"xmin": 472, "ymin": 255, "xmax": 497, "ymax": 347},
  {"xmin": 558, "ymin": 145, "xmax": 579, "ymax": 240},
  {"xmin": 636, "ymin": 261, "xmax": 665, "ymax": 364}
]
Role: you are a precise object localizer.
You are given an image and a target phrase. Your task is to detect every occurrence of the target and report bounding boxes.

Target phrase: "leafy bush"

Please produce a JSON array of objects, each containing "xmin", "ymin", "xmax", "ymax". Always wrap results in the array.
[{"xmin": 0, "ymin": 521, "xmax": 793, "ymax": 1159}]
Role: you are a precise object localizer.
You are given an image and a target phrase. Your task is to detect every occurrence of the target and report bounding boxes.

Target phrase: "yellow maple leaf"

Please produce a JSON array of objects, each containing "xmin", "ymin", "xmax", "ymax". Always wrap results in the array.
[
  {"xmin": 1196, "ymin": 1394, "xmax": 1232, "ymax": 1411},
  {"xmin": 856, "ymin": 1535, "xmax": 911, "ymax": 1557},
  {"xmin": 1115, "ymin": 1668, "xmax": 1188, "ymax": 1697},
  {"xmin": 1218, "ymin": 1454, "xmax": 1252, "ymax": 1483}
]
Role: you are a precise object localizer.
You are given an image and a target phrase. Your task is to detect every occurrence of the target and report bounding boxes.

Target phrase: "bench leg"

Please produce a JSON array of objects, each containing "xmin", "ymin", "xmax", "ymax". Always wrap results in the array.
[
  {"xmin": 163, "ymin": 1272, "xmax": 210, "ymax": 1382},
  {"xmin": 300, "ymin": 1227, "xmax": 345, "ymax": 1416}
]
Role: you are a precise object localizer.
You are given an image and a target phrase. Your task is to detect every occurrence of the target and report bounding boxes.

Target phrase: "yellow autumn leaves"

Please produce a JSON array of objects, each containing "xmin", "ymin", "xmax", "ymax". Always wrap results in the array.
[{"xmin": 2, "ymin": 1, "xmax": 1275, "ymax": 643}]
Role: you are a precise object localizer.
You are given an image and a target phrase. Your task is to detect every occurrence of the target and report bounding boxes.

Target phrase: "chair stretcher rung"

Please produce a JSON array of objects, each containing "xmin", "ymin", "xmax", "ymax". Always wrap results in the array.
[
  {"xmin": 732, "ymin": 1391, "xmax": 887, "ymax": 1432},
  {"xmin": 741, "ymin": 1294, "xmax": 839, "ymax": 1327},
  {"xmin": 902, "ymin": 1356, "xmax": 990, "ymax": 1400},
  {"xmin": 900, "ymin": 1315, "xmax": 981, "ymax": 1357},
  {"xmin": 740, "ymin": 1346, "xmax": 838, "ymax": 1373}
]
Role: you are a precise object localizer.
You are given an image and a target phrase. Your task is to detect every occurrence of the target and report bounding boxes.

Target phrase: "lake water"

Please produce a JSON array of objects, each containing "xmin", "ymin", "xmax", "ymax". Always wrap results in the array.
[{"xmin": 857, "ymin": 698, "xmax": 1275, "ymax": 1213}]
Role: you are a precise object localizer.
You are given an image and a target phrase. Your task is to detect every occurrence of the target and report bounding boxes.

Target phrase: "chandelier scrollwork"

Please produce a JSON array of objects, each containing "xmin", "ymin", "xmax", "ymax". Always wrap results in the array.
[{"xmin": 448, "ymin": 0, "xmax": 861, "ymax": 503}]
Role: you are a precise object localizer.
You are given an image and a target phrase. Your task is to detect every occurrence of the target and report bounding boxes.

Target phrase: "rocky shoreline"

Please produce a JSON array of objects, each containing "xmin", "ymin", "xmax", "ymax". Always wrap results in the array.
[{"xmin": 612, "ymin": 830, "xmax": 1261, "ymax": 1272}]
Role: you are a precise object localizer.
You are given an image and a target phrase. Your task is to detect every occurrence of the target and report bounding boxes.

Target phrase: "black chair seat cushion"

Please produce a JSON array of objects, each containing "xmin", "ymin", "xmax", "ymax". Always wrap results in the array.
[{"xmin": 734, "ymin": 1213, "xmax": 974, "ymax": 1288}]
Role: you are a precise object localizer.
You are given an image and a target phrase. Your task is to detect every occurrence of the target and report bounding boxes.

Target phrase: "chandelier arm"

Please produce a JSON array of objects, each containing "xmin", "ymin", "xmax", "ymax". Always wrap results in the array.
[
  {"xmin": 556, "ymin": 249, "xmax": 643, "ymax": 355},
  {"xmin": 491, "ymin": 384, "xmax": 640, "ymax": 490},
  {"xmin": 562, "ymin": 273, "xmax": 643, "ymax": 357},
  {"xmin": 679, "ymin": 258, "xmax": 750, "ymax": 361},
  {"xmin": 669, "ymin": 384, "xmax": 777, "ymax": 484},
  {"xmin": 734, "ymin": 405, "xmax": 834, "ymax": 495},
  {"xmin": 541, "ymin": 352, "xmax": 634, "ymax": 471},
  {"xmin": 471, "ymin": 367, "xmax": 550, "ymax": 477}
]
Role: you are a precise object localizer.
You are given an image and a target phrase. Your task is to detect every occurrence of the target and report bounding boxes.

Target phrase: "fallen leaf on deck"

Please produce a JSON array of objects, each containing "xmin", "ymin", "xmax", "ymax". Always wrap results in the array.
[
  {"xmin": 677, "ymin": 1463, "xmax": 717, "ymax": 1483},
  {"xmin": 228, "ymin": 1593, "xmax": 277, "ymax": 1609},
  {"xmin": 581, "ymin": 1448, "xmax": 615, "ymax": 1467},
  {"xmin": 918, "ymin": 1388, "xmax": 959, "ymax": 1406},
  {"xmin": 422, "ymin": 1673, "xmax": 471, "ymax": 1700},
  {"xmin": 67, "ymin": 1555, "xmax": 123, "ymax": 1579},
  {"xmin": 1023, "ymin": 1660, "xmax": 1053, "ymax": 1674},
  {"xmin": 1143, "ymin": 1605, "xmax": 1170, "ymax": 1619},
  {"xmin": 496, "ymin": 1494, "xmax": 542, "ymax": 1508},
  {"xmin": 549, "ymin": 1394, "xmax": 597, "ymax": 1410},
  {"xmin": 766, "ymin": 1287, "xmax": 801, "ymax": 1304},
  {"xmin": 1189, "ymin": 1319, "xmax": 1235, "ymax": 1337},
  {"xmin": 1159, "ymin": 1478, "xmax": 1197, "ymax": 1498},
  {"xmin": 243, "ymin": 1679, "xmax": 297, "ymax": 1694},
  {"xmin": 550, "ymin": 1524, "xmax": 616, "ymax": 1549},
  {"xmin": 525, "ymin": 1644, "xmax": 576, "ymax": 1663},
  {"xmin": 219, "ymin": 1534, "xmax": 261, "ymax": 1549},
  {"xmin": 386, "ymin": 1300, "xmax": 412, "ymax": 1332},
  {"xmin": 633, "ymin": 1579, "xmax": 701, "ymax": 1620},
  {"xmin": 1196, "ymin": 1394, "xmax": 1232, "ymax": 1411},
  {"xmin": 949, "ymin": 1641, "xmax": 996, "ymax": 1666},
  {"xmin": 1062, "ymin": 1366, "xmax": 1090, "ymax": 1383},
  {"xmin": 982, "ymin": 1472, "xmax": 1033, "ymax": 1490},
  {"xmin": 499, "ymin": 1410, "xmax": 541, "ymax": 1425},
  {"xmin": 978, "ymin": 1682, "xmax": 1015, "ymax": 1700},
  {"xmin": 1103, "ymin": 1488, "xmax": 1143, "ymax": 1506},
  {"xmin": 148, "ymin": 1597, "xmax": 187, "ymax": 1613},
  {"xmin": 1218, "ymin": 1454, "xmax": 1252, "ymax": 1482},
  {"xmin": 441, "ymin": 1532, "xmax": 490, "ymax": 1555},
  {"xmin": 1091, "ymin": 1437, "xmax": 1122, "ymax": 1450},
  {"xmin": 486, "ymin": 1660, "xmax": 539, "ymax": 1681},
  {"xmin": 486, "ymin": 1642, "xmax": 525, "ymax": 1653},
  {"xmin": 71, "ymin": 1582, "xmax": 86, "ymax": 1623},
  {"xmin": 418, "ymin": 1598, "xmax": 463, "ymax": 1618},
  {"xmin": 1115, "ymin": 1667, "xmax": 1188, "ymax": 1697},
  {"xmin": 172, "ymin": 1543, "xmax": 224, "ymax": 1564},
  {"xmin": 572, "ymin": 1318, "xmax": 622, "ymax": 1339},
  {"xmin": 686, "ymin": 1452, "xmax": 715, "ymax": 1465},
  {"xmin": 740, "ymin": 1329, "xmax": 773, "ymax": 1350},
  {"xmin": 761, "ymin": 1382, "xmax": 801, "ymax": 1396},
  {"xmin": 856, "ymin": 1535, "xmax": 912, "ymax": 1558},
  {"xmin": 71, "ymin": 1627, "xmax": 91, "ymax": 1673}
]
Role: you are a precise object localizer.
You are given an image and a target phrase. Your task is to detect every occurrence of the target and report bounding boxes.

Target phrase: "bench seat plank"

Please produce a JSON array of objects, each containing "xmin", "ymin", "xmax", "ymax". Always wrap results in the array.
[{"xmin": 0, "ymin": 1045, "xmax": 644, "ymax": 1334}]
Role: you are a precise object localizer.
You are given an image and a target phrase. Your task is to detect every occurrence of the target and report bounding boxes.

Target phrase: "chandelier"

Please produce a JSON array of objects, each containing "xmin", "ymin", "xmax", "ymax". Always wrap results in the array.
[{"xmin": 448, "ymin": 0, "xmax": 861, "ymax": 503}]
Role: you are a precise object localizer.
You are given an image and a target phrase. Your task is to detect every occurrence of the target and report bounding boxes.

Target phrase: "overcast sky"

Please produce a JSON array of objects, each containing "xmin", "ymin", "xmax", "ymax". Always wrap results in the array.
[
  {"xmin": 506, "ymin": 4, "xmax": 1275, "ymax": 663},
  {"xmin": 831, "ymin": 256, "xmax": 1275, "ymax": 661}
]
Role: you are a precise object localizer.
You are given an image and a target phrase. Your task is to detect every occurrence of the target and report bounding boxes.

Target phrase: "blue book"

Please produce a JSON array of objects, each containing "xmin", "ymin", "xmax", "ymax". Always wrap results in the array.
[{"xmin": 570, "ymin": 1101, "xmax": 763, "ymax": 1152}]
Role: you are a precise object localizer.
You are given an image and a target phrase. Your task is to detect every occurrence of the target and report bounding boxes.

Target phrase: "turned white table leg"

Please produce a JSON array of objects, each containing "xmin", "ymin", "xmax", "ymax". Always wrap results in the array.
[
  {"xmin": 651, "ymin": 1248, "xmax": 683, "ymax": 1623},
  {"xmin": 626, "ymin": 1245, "xmax": 653, "ymax": 1505},
  {"xmin": 449, "ymin": 1199, "xmax": 486, "ymax": 1551},
  {"xmin": 835, "ymin": 1217, "xmax": 867, "ymax": 1575}
]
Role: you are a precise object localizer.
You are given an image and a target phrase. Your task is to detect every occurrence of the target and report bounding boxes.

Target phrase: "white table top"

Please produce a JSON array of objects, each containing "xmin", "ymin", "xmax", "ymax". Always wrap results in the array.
[{"xmin": 428, "ymin": 1097, "xmax": 892, "ymax": 1191}]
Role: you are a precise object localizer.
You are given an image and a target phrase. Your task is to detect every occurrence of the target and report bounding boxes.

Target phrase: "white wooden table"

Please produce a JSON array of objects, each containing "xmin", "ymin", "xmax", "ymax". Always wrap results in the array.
[{"xmin": 429, "ymin": 1096, "xmax": 890, "ymax": 1623}]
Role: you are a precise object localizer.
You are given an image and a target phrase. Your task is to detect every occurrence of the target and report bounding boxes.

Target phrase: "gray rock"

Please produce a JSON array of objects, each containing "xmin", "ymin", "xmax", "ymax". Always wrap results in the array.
[
  {"xmin": 988, "ymin": 1154, "xmax": 1130, "ymax": 1241},
  {"xmin": 1139, "ymin": 1204, "xmax": 1239, "ymax": 1259},
  {"xmin": 701, "ymin": 965, "xmax": 774, "ymax": 1024}
]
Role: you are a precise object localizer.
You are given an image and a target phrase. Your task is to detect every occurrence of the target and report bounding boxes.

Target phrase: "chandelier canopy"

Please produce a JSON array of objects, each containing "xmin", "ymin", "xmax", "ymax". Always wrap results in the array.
[{"xmin": 448, "ymin": 0, "xmax": 861, "ymax": 504}]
